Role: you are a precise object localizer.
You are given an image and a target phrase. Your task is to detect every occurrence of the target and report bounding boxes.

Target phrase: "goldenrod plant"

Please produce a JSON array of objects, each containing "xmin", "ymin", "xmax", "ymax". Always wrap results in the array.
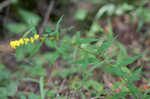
[
  {"xmin": 4, "ymin": 19, "xmax": 147, "ymax": 98},
  {"xmin": 0, "ymin": 0, "xmax": 150, "ymax": 98}
]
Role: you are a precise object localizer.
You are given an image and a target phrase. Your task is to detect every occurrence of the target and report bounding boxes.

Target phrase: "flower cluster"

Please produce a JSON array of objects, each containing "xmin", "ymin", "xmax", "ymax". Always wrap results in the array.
[
  {"xmin": 10, "ymin": 34, "xmax": 74, "ymax": 49},
  {"xmin": 10, "ymin": 34, "xmax": 39, "ymax": 49}
]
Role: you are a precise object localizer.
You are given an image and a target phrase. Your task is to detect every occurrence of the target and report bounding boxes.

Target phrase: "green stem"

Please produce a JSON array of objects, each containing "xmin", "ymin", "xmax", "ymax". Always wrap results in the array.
[{"xmin": 40, "ymin": 76, "xmax": 45, "ymax": 99}]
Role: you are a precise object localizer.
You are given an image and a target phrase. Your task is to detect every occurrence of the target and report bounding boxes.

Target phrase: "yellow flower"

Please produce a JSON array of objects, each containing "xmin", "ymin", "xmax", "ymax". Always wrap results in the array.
[
  {"xmin": 71, "ymin": 40, "xmax": 75, "ymax": 45},
  {"xmin": 18, "ymin": 38, "xmax": 24, "ymax": 45},
  {"xmin": 34, "ymin": 34, "xmax": 39, "ymax": 40},
  {"xmin": 40, "ymin": 37, "xmax": 46, "ymax": 41},
  {"xmin": 15, "ymin": 40, "xmax": 20, "ymax": 47},
  {"xmin": 49, "ymin": 37, "xmax": 55, "ymax": 40},
  {"xmin": 63, "ymin": 40, "xmax": 67, "ymax": 43},
  {"xmin": 10, "ymin": 41, "xmax": 16, "ymax": 49},
  {"xmin": 10, "ymin": 40, "xmax": 21, "ymax": 49},
  {"xmin": 30, "ymin": 37, "xmax": 34, "ymax": 43},
  {"xmin": 24, "ymin": 38, "xmax": 29, "ymax": 44}
]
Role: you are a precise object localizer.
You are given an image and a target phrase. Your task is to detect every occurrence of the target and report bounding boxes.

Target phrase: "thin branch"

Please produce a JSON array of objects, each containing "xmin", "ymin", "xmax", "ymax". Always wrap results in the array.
[
  {"xmin": 56, "ymin": 79, "xmax": 66, "ymax": 97},
  {"xmin": 0, "ymin": 0, "xmax": 12, "ymax": 9},
  {"xmin": 39, "ymin": 0, "xmax": 55, "ymax": 34}
]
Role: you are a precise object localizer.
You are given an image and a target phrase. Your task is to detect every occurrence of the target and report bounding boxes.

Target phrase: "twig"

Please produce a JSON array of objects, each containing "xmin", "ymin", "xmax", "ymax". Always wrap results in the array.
[
  {"xmin": 3, "ymin": 5, "xmax": 10, "ymax": 34},
  {"xmin": 56, "ymin": 79, "xmax": 66, "ymax": 97},
  {"xmin": 103, "ymin": 72, "xmax": 113, "ymax": 89},
  {"xmin": 0, "ymin": 0, "xmax": 12, "ymax": 9},
  {"xmin": 39, "ymin": 0, "xmax": 54, "ymax": 34}
]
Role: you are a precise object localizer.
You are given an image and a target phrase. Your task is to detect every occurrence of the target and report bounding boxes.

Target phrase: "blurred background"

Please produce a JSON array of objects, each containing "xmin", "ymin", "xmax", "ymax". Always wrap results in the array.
[{"xmin": 0, "ymin": 0, "xmax": 150, "ymax": 98}]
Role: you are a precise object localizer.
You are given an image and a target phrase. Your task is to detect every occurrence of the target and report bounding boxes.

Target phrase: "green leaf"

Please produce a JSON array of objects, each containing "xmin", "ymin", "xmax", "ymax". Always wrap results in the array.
[
  {"xmin": 75, "ymin": 9, "xmax": 87, "ymax": 20},
  {"xmin": 7, "ymin": 82, "xmax": 18, "ymax": 96},
  {"xmin": 23, "ymin": 26, "xmax": 35, "ymax": 38},
  {"xmin": 121, "ymin": 3, "xmax": 134, "ymax": 11},
  {"xmin": 0, "ymin": 70, "xmax": 11, "ymax": 80},
  {"xmin": 45, "ymin": 26, "xmax": 53, "ymax": 33},
  {"xmin": 118, "ymin": 42, "xmax": 128, "ymax": 57},
  {"xmin": 40, "ymin": 77, "xmax": 45, "ymax": 99},
  {"xmin": 81, "ymin": 54, "xmax": 89, "ymax": 73},
  {"xmin": 136, "ymin": 20, "xmax": 143, "ymax": 32},
  {"xmin": 118, "ymin": 56, "xmax": 140, "ymax": 67},
  {"xmin": 136, "ymin": 7, "xmax": 150, "ymax": 22},
  {"xmin": 102, "ymin": 66, "xmax": 128, "ymax": 78},
  {"xmin": 16, "ymin": 47, "xmax": 26, "ymax": 61},
  {"xmin": 95, "ymin": 4, "xmax": 115, "ymax": 20},
  {"xmin": 55, "ymin": 16, "xmax": 63, "ymax": 40},
  {"xmin": 20, "ymin": 94, "xmax": 26, "ymax": 99},
  {"xmin": 0, "ymin": 64, "xmax": 5, "ymax": 70},
  {"xmin": 32, "ymin": 27, "xmax": 37, "ymax": 34},
  {"xmin": 25, "ymin": 66, "xmax": 46, "ymax": 77},
  {"xmin": 85, "ymin": 80, "xmax": 104, "ymax": 93},
  {"xmin": 112, "ymin": 92, "xmax": 128, "ymax": 99},
  {"xmin": 12, "ymin": 0, "xmax": 18, "ymax": 4},
  {"xmin": 75, "ymin": 31, "xmax": 81, "ymax": 45},
  {"xmin": 90, "ymin": 23, "xmax": 104, "ymax": 33},
  {"xmin": 76, "ymin": 31, "xmax": 81, "ymax": 42},
  {"xmin": 128, "ymin": 67, "xmax": 142, "ymax": 82},
  {"xmin": 18, "ymin": 9, "xmax": 41, "ymax": 25},
  {"xmin": 29, "ymin": 41, "xmax": 43, "ymax": 57},
  {"xmin": 80, "ymin": 38, "xmax": 98, "ymax": 44},
  {"xmin": 46, "ymin": 90, "xmax": 57, "ymax": 97},
  {"xmin": 21, "ymin": 77, "xmax": 39, "ymax": 83},
  {"xmin": 97, "ymin": 39, "xmax": 114, "ymax": 53},
  {"xmin": 6, "ymin": 23, "xmax": 27, "ymax": 34},
  {"xmin": 80, "ymin": 92, "xmax": 86, "ymax": 99},
  {"xmin": 126, "ymin": 81, "xmax": 143, "ymax": 99},
  {"xmin": 28, "ymin": 93, "xmax": 40, "ymax": 99},
  {"xmin": 44, "ymin": 52, "xmax": 59, "ymax": 65},
  {"xmin": 56, "ymin": 16, "xmax": 63, "ymax": 32}
]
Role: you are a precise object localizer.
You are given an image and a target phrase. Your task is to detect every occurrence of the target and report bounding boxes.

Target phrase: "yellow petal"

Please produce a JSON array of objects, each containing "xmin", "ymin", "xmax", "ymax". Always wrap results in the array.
[
  {"xmin": 24, "ymin": 38, "xmax": 29, "ymax": 44},
  {"xmin": 34, "ymin": 34, "xmax": 39, "ymax": 40},
  {"xmin": 40, "ymin": 37, "xmax": 46, "ymax": 41},
  {"xmin": 19, "ymin": 38, "xmax": 24, "ymax": 45},
  {"xmin": 10, "ymin": 41, "xmax": 16, "ymax": 49},
  {"xmin": 30, "ymin": 37, "xmax": 34, "ymax": 43}
]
